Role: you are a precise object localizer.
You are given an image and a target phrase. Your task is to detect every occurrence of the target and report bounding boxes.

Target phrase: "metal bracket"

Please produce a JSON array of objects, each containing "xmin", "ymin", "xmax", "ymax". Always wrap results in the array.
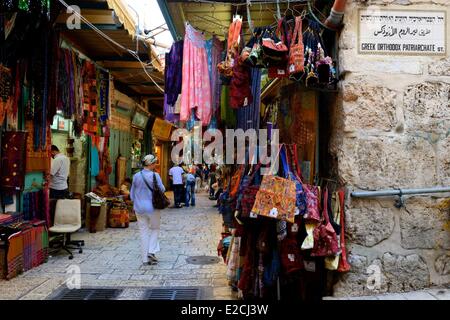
[{"xmin": 394, "ymin": 188, "xmax": 404, "ymax": 208}]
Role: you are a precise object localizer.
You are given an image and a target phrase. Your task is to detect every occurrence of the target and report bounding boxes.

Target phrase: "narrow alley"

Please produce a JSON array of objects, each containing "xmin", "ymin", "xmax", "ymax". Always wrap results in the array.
[{"xmin": 0, "ymin": 193, "xmax": 234, "ymax": 300}]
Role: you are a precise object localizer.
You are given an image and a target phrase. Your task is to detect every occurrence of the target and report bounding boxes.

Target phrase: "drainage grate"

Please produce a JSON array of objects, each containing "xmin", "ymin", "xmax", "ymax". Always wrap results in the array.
[
  {"xmin": 144, "ymin": 287, "xmax": 202, "ymax": 300},
  {"xmin": 186, "ymin": 255, "xmax": 220, "ymax": 265},
  {"xmin": 51, "ymin": 288, "xmax": 123, "ymax": 300}
]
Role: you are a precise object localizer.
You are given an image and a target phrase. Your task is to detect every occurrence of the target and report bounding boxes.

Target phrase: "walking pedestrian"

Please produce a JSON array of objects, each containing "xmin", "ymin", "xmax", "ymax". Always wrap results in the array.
[
  {"xmin": 169, "ymin": 162, "xmax": 185, "ymax": 208},
  {"xmin": 185, "ymin": 168, "xmax": 196, "ymax": 207},
  {"xmin": 195, "ymin": 165, "xmax": 202, "ymax": 192},
  {"xmin": 130, "ymin": 154, "xmax": 165, "ymax": 265},
  {"xmin": 208, "ymin": 164, "xmax": 217, "ymax": 199}
]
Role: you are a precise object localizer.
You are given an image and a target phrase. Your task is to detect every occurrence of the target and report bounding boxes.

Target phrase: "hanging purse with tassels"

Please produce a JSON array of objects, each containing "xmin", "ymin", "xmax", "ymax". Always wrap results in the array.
[{"xmin": 288, "ymin": 16, "xmax": 305, "ymax": 79}]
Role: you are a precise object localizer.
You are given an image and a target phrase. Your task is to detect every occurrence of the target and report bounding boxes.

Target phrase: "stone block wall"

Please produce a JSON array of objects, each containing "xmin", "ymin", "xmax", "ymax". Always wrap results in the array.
[{"xmin": 330, "ymin": 0, "xmax": 450, "ymax": 296}]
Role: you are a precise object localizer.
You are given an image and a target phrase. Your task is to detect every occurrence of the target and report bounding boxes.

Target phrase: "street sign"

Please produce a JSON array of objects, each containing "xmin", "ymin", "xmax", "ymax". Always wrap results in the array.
[{"xmin": 358, "ymin": 9, "xmax": 447, "ymax": 56}]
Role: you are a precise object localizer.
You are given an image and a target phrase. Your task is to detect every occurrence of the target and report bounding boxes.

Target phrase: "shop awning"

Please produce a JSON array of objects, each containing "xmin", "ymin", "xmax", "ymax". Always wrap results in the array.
[{"xmin": 56, "ymin": 0, "xmax": 165, "ymax": 109}]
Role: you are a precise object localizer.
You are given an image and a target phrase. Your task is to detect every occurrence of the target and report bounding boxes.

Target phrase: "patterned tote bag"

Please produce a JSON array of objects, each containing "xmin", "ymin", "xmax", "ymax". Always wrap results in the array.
[{"xmin": 251, "ymin": 145, "xmax": 297, "ymax": 223}]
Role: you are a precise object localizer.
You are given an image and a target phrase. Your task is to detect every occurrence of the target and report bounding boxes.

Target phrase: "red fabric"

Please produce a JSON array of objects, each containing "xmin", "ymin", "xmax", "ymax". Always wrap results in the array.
[
  {"xmin": 337, "ymin": 189, "xmax": 351, "ymax": 272},
  {"xmin": 288, "ymin": 17, "xmax": 305, "ymax": 76},
  {"xmin": 229, "ymin": 62, "xmax": 252, "ymax": 109},
  {"xmin": 280, "ymin": 236, "xmax": 304, "ymax": 275},
  {"xmin": 311, "ymin": 188, "xmax": 340, "ymax": 257},
  {"xmin": 286, "ymin": 144, "xmax": 321, "ymax": 222}
]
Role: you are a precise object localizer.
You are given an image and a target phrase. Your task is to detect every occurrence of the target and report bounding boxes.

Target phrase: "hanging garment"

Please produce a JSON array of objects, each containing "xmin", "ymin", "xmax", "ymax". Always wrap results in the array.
[
  {"xmin": 82, "ymin": 61, "xmax": 99, "ymax": 147},
  {"xmin": 91, "ymin": 145, "xmax": 100, "ymax": 177},
  {"xmin": 205, "ymin": 36, "xmax": 223, "ymax": 116},
  {"xmin": 180, "ymin": 23, "xmax": 212, "ymax": 126},
  {"xmin": 237, "ymin": 68, "xmax": 261, "ymax": 131},
  {"xmin": 220, "ymin": 85, "xmax": 236, "ymax": 127},
  {"xmin": 163, "ymin": 94, "xmax": 180, "ymax": 124},
  {"xmin": 165, "ymin": 40, "xmax": 184, "ymax": 106},
  {"xmin": 0, "ymin": 65, "xmax": 13, "ymax": 124},
  {"xmin": 229, "ymin": 61, "xmax": 252, "ymax": 109},
  {"xmin": 1, "ymin": 131, "xmax": 28, "ymax": 192},
  {"xmin": 25, "ymin": 121, "xmax": 51, "ymax": 173},
  {"xmin": 97, "ymin": 69, "xmax": 109, "ymax": 123}
]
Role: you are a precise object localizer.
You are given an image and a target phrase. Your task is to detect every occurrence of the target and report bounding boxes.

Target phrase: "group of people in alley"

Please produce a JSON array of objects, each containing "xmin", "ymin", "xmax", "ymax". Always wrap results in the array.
[{"xmin": 49, "ymin": 147, "xmax": 223, "ymax": 266}]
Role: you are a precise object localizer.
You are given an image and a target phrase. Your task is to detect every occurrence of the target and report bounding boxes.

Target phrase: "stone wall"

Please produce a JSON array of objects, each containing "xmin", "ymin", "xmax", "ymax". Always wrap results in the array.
[{"xmin": 330, "ymin": 0, "xmax": 450, "ymax": 296}]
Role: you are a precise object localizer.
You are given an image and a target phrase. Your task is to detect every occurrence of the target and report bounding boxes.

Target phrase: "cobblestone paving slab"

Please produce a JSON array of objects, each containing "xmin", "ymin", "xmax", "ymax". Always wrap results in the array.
[
  {"xmin": 323, "ymin": 288, "xmax": 450, "ymax": 300},
  {"xmin": 0, "ymin": 193, "xmax": 233, "ymax": 300}
]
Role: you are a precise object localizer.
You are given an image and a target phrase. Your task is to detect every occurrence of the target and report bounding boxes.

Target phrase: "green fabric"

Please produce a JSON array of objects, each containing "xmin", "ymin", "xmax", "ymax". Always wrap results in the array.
[{"xmin": 220, "ymin": 86, "xmax": 236, "ymax": 128}]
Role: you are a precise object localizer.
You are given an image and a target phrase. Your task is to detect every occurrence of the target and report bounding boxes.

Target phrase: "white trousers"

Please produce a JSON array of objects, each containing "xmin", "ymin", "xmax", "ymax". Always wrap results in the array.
[{"xmin": 136, "ymin": 211, "xmax": 161, "ymax": 263}]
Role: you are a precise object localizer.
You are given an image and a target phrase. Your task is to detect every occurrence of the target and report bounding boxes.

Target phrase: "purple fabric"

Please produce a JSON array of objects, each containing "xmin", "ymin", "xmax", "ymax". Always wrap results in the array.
[
  {"xmin": 165, "ymin": 40, "xmax": 183, "ymax": 106},
  {"xmin": 163, "ymin": 94, "xmax": 180, "ymax": 124},
  {"xmin": 205, "ymin": 37, "xmax": 223, "ymax": 116}
]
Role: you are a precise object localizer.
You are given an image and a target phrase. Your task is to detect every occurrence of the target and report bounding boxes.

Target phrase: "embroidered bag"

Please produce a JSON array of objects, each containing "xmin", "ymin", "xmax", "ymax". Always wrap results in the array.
[
  {"xmin": 280, "ymin": 144, "xmax": 307, "ymax": 216},
  {"xmin": 311, "ymin": 188, "xmax": 340, "ymax": 257},
  {"xmin": 261, "ymin": 26, "xmax": 288, "ymax": 67},
  {"xmin": 237, "ymin": 162, "xmax": 262, "ymax": 219},
  {"xmin": 288, "ymin": 16, "xmax": 305, "ymax": 77},
  {"xmin": 286, "ymin": 144, "xmax": 321, "ymax": 222},
  {"xmin": 251, "ymin": 145, "xmax": 296, "ymax": 223}
]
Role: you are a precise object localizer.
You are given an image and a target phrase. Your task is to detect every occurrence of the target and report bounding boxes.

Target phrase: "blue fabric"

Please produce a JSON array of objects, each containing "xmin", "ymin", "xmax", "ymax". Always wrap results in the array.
[
  {"xmin": 185, "ymin": 181, "xmax": 196, "ymax": 206},
  {"xmin": 91, "ymin": 146, "xmax": 100, "ymax": 177},
  {"xmin": 130, "ymin": 169, "xmax": 166, "ymax": 215},
  {"xmin": 237, "ymin": 68, "xmax": 261, "ymax": 131}
]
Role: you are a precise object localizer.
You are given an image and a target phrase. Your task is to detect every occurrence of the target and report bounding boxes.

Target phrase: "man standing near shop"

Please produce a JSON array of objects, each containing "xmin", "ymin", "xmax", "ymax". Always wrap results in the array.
[
  {"xmin": 50, "ymin": 145, "xmax": 70, "ymax": 199},
  {"xmin": 169, "ymin": 162, "xmax": 185, "ymax": 208}
]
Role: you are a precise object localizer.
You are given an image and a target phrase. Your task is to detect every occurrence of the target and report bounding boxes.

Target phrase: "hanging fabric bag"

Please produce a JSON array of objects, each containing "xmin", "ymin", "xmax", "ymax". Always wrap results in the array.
[
  {"xmin": 288, "ymin": 16, "xmax": 305, "ymax": 78},
  {"xmin": 261, "ymin": 26, "xmax": 288, "ymax": 67},
  {"xmin": 281, "ymin": 144, "xmax": 307, "ymax": 216},
  {"xmin": 311, "ymin": 188, "xmax": 340, "ymax": 257},
  {"xmin": 268, "ymin": 18, "xmax": 291, "ymax": 78},
  {"xmin": 286, "ymin": 144, "xmax": 321, "ymax": 223},
  {"xmin": 251, "ymin": 145, "xmax": 297, "ymax": 223},
  {"xmin": 239, "ymin": 163, "xmax": 263, "ymax": 219},
  {"xmin": 337, "ymin": 189, "xmax": 351, "ymax": 272}
]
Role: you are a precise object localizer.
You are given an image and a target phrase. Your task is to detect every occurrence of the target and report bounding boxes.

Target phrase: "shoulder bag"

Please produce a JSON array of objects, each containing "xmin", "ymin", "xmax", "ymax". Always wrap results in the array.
[
  {"xmin": 251, "ymin": 145, "xmax": 297, "ymax": 223},
  {"xmin": 311, "ymin": 188, "xmax": 340, "ymax": 257},
  {"xmin": 288, "ymin": 16, "xmax": 305, "ymax": 79},
  {"xmin": 141, "ymin": 171, "xmax": 170, "ymax": 210}
]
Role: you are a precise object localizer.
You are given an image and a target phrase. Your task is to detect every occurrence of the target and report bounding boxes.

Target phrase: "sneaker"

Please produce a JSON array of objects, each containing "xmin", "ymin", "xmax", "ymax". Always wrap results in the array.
[{"xmin": 148, "ymin": 254, "xmax": 159, "ymax": 263}]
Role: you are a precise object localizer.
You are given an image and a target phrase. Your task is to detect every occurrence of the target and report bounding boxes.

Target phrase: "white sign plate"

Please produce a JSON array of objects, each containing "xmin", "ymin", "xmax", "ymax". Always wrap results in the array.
[{"xmin": 358, "ymin": 9, "xmax": 447, "ymax": 56}]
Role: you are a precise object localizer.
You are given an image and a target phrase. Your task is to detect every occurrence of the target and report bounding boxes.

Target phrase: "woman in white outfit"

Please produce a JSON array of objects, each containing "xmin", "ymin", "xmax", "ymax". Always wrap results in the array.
[{"xmin": 130, "ymin": 154, "xmax": 166, "ymax": 265}]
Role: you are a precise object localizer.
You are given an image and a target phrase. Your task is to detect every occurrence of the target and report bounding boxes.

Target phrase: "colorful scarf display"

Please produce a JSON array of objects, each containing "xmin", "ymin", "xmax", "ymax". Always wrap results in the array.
[{"xmin": 0, "ymin": 131, "xmax": 28, "ymax": 192}]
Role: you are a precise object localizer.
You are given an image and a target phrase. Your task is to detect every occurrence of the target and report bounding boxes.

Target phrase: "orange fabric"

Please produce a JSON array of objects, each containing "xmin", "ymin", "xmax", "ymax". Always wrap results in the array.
[
  {"xmin": 227, "ymin": 17, "xmax": 242, "ymax": 52},
  {"xmin": 229, "ymin": 165, "xmax": 244, "ymax": 198}
]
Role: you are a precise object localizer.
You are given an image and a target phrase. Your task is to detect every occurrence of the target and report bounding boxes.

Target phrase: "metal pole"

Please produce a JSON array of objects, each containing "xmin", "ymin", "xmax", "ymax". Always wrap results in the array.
[{"xmin": 351, "ymin": 186, "xmax": 450, "ymax": 198}]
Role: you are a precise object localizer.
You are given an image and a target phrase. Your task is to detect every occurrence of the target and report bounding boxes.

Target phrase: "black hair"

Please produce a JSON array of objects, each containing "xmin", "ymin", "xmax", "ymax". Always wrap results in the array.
[{"xmin": 51, "ymin": 145, "xmax": 59, "ymax": 152}]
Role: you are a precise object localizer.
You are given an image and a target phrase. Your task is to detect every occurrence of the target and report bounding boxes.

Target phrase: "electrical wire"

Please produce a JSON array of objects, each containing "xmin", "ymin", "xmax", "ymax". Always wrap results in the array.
[{"xmin": 58, "ymin": 0, "xmax": 165, "ymax": 93}]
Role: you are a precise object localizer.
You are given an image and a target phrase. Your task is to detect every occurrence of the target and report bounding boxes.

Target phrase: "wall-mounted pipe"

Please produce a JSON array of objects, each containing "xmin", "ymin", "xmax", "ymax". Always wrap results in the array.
[
  {"xmin": 324, "ymin": 0, "xmax": 347, "ymax": 30},
  {"xmin": 351, "ymin": 186, "xmax": 450, "ymax": 198}
]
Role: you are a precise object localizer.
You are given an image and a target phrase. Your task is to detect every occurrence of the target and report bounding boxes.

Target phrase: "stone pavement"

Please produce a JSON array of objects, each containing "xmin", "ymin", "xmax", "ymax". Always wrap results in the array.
[
  {"xmin": 0, "ymin": 192, "xmax": 236, "ymax": 300},
  {"xmin": 323, "ymin": 287, "xmax": 450, "ymax": 300}
]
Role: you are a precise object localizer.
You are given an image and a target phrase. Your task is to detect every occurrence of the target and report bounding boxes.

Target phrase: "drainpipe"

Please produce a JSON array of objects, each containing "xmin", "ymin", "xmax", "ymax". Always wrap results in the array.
[{"xmin": 324, "ymin": 0, "xmax": 347, "ymax": 30}]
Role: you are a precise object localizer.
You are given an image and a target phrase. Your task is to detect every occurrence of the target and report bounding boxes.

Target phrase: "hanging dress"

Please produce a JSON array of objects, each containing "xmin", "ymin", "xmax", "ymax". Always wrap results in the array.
[{"xmin": 180, "ymin": 23, "xmax": 212, "ymax": 126}]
